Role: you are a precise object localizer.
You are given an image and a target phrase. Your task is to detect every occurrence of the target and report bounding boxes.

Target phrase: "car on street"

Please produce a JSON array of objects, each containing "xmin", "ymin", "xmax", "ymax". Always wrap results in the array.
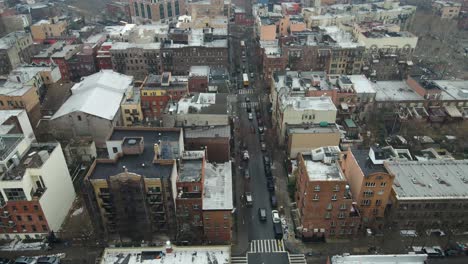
[
  {"xmin": 248, "ymin": 112, "xmax": 253, "ymax": 120},
  {"xmin": 274, "ymin": 222, "xmax": 283, "ymax": 239},
  {"xmin": 263, "ymin": 155, "xmax": 271, "ymax": 166},
  {"xmin": 245, "ymin": 97, "xmax": 250, "ymax": 102},
  {"xmin": 267, "ymin": 180, "xmax": 275, "ymax": 192},
  {"xmin": 247, "ymin": 103, "xmax": 252, "ymax": 112},
  {"xmin": 270, "ymin": 195, "xmax": 278, "ymax": 208},
  {"xmin": 245, "ymin": 192, "xmax": 253, "ymax": 207},
  {"xmin": 260, "ymin": 134, "xmax": 265, "ymax": 142},
  {"xmin": 37, "ymin": 257, "xmax": 61, "ymax": 264},
  {"xmin": 261, "ymin": 142, "xmax": 267, "ymax": 152},
  {"xmin": 250, "ymin": 73, "xmax": 254, "ymax": 78},
  {"xmin": 426, "ymin": 229, "xmax": 446, "ymax": 237},
  {"xmin": 423, "ymin": 246, "xmax": 445, "ymax": 258},
  {"xmin": 14, "ymin": 257, "xmax": 36, "ymax": 264},
  {"xmin": 243, "ymin": 150, "xmax": 250, "ymax": 160},
  {"xmin": 244, "ymin": 168, "xmax": 250, "ymax": 179},
  {"xmin": 272, "ymin": 210, "xmax": 280, "ymax": 223},
  {"xmin": 258, "ymin": 126, "xmax": 264, "ymax": 134},
  {"xmin": 258, "ymin": 208, "xmax": 267, "ymax": 221}
]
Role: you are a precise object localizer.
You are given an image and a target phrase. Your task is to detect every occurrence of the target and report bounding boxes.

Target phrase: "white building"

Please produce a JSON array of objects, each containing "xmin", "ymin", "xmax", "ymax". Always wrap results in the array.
[{"xmin": 0, "ymin": 110, "xmax": 75, "ymax": 239}]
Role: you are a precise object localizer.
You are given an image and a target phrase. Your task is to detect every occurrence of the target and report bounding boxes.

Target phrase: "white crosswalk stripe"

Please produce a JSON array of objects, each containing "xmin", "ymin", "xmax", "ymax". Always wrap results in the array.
[
  {"xmin": 240, "ymin": 102, "xmax": 259, "ymax": 108},
  {"xmin": 231, "ymin": 256, "xmax": 248, "ymax": 264},
  {"xmin": 238, "ymin": 89, "xmax": 254, "ymax": 95},
  {"xmin": 248, "ymin": 239, "xmax": 286, "ymax": 253},
  {"xmin": 289, "ymin": 254, "xmax": 307, "ymax": 264}
]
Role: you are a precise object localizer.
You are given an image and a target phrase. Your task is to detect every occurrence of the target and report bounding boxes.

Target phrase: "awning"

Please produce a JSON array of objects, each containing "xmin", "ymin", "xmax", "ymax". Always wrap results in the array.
[
  {"xmin": 340, "ymin": 102, "xmax": 349, "ymax": 110},
  {"xmin": 445, "ymin": 105, "xmax": 463, "ymax": 118}
]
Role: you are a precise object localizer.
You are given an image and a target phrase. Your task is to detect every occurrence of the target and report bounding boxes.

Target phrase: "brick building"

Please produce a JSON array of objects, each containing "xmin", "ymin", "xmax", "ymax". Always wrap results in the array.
[
  {"xmin": 110, "ymin": 42, "xmax": 161, "ymax": 80},
  {"xmin": 188, "ymin": 66, "xmax": 210, "ymax": 93},
  {"xmin": 295, "ymin": 147, "xmax": 360, "ymax": 241},
  {"xmin": 140, "ymin": 72, "xmax": 188, "ymax": 120},
  {"xmin": 96, "ymin": 43, "xmax": 113, "ymax": 70},
  {"xmin": 129, "ymin": 0, "xmax": 184, "ymax": 23},
  {"xmin": 184, "ymin": 125, "xmax": 231, "ymax": 163}
]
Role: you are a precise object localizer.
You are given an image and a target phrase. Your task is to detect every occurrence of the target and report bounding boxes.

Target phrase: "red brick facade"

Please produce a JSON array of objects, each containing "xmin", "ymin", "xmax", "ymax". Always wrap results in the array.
[{"xmin": 0, "ymin": 200, "xmax": 49, "ymax": 237}]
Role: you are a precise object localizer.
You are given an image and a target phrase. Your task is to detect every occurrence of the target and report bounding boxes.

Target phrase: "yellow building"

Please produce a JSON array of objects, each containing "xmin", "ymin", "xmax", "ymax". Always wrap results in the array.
[
  {"xmin": 30, "ymin": 17, "xmax": 67, "ymax": 41},
  {"xmin": 121, "ymin": 87, "xmax": 143, "ymax": 126}
]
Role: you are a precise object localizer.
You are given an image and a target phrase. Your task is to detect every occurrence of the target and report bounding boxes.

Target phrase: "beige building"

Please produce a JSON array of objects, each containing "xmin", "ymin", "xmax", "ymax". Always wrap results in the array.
[
  {"xmin": 30, "ymin": 17, "xmax": 67, "ymax": 41},
  {"xmin": 273, "ymin": 95, "xmax": 337, "ymax": 144},
  {"xmin": 433, "ymin": 1, "xmax": 461, "ymax": 19},
  {"xmin": 286, "ymin": 123, "xmax": 341, "ymax": 159},
  {"xmin": 120, "ymin": 87, "xmax": 143, "ymax": 127},
  {"xmin": 188, "ymin": 0, "xmax": 225, "ymax": 20},
  {"xmin": 352, "ymin": 23, "xmax": 418, "ymax": 52}
]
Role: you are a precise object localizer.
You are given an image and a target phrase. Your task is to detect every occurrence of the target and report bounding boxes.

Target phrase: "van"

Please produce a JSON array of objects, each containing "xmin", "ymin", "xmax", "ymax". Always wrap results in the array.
[{"xmin": 273, "ymin": 223, "xmax": 283, "ymax": 239}]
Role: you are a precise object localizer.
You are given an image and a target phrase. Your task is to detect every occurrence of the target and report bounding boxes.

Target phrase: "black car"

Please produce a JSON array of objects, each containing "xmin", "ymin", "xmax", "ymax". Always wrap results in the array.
[
  {"xmin": 264, "ymin": 164, "xmax": 272, "ymax": 175},
  {"xmin": 270, "ymin": 195, "xmax": 278, "ymax": 208},
  {"xmin": 258, "ymin": 208, "xmax": 267, "ymax": 221},
  {"xmin": 267, "ymin": 180, "xmax": 275, "ymax": 192}
]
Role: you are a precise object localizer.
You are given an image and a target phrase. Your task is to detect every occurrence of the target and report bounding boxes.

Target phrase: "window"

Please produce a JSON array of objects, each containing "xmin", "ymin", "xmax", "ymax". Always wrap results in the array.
[
  {"xmin": 224, "ymin": 213, "xmax": 228, "ymax": 219},
  {"xmin": 193, "ymin": 185, "xmax": 199, "ymax": 192},
  {"xmin": 31, "ymin": 225, "xmax": 37, "ymax": 232},
  {"xmin": 363, "ymin": 190, "xmax": 373, "ymax": 197},
  {"xmin": 380, "ymin": 182, "xmax": 387, "ymax": 187},
  {"xmin": 372, "ymin": 208, "xmax": 379, "ymax": 215},
  {"xmin": 365, "ymin": 182, "xmax": 376, "ymax": 187},
  {"xmin": 38, "ymin": 215, "xmax": 44, "ymax": 221},
  {"xmin": 338, "ymin": 212, "xmax": 345, "ymax": 219},
  {"xmin": 27, "ymin": 215, "xmax": 32, "ymax": 221},
  {"xmin": 33, "ymin": 205, "xmax": 39, "ymax": 211},
  {"xmin": 159, "ymin": 4, "xmax": 165, "ymax": 19},
  {"xmin": 174, "ymin": 0, "xmax": 180, "ymax": 15},
  {"xmin": 146, "ymin": 4, "xmax": 152, "ymax": 19},
  {"xmin": 314, "ymin": 185, "xmax": 320, "ymax": 192},
  {"xmin": 12, "ymin": 206, "xmax": 17, "ymax": 211},
  {"xmin": 21, "ymin": 225, "xmax": 26, "ymax": 230},
  {"xmin": 167, "ymin": 2, "xmax": 173, "ymax": 17},
  {"xmin": 16, "ymin": 215, "xmax": 22, "ymax": 221},
  {"xmin": 331, "ymin": 194, "xmax": 337, "ymax": 201},
  {"xmin": 333, "ymin": 185, "xmax": 340, "ymax": 192},
  {"xmin": 140, "ymin": 3, "xmax": 146, "ymax": 18},
  {"xmin": 340, "ymin": 204, "xmax": 347, "ymax": 210},
  {"xmin": 4, "ymin": 188, "xmax": 26, "ymax": 201},
  {"xmin": 326, "ymin": 203, "xmax": 332, "ymax": 210},
  {"xmin": 124, "ymin": 109, "xmax": 130, "ymax": 114},
  {"xmin": 193, "ymin": 204, "xmax": 199, "ymax": 210},
  {"xmin": 340, "ymin": 221, "xmax": 346, "ymax": 226},
  {"xmin": 325, "ymin": 212, "xmax": 331, "ymax": 219},
  {"xmin": 375, "ymin": 200, "xmax": 382, "ymax": 206},
  {"xmin": 361, "ymin": 199, "xmax": 371, "ymax": 206},
  {"xmin": 313, "ymin": 194, "xmax": 319, "ymax": 201},
  {"xmin": 77, "ymin": 115, "xmax": 82, "ymax": 121},
  {"xmin": 112, "ymin": 147, "xmax": 118, "ymax": 153},
  {"xmin": 330, "ymin": 229, "xmax": 335, "ymax": 235},
  {"xmin": 42, "ymin": 225, "xmax": 48, "ymax": 231},
  {"xmin": 330, "ymin": 221, "xmax": 336, "ymax": 227}
]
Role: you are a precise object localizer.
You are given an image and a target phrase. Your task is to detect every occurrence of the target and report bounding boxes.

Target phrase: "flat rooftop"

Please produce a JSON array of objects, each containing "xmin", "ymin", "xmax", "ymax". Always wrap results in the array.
[
  {"xmin": 100, "ymin": 245, "xmax": 230, "ymax": 264},
  {"xmin": 184, "ymin": 125, "xmax": 230, "ymax": 138},
  {"xmin": 90, "ymin": 129, "xmax": 181, "ymax": 180},
  {"xmin": 331, "ymin": 254, "xmax": 427, "ymax": 264},
  {"xmin": 352, "ymin": 148, "xmax": 387, "ymax": 175},
  {"xmin": 177, "ymin": 93, "xmax": 228, "ymax": 115},
  {"xmin": 0, "ymin": 31, "xmax": 29, "ymax": 50},
  {"xmin": 302, "ymin": 147, "xmax": 344, "ymax": 181},
  {"xmin": 373, "ymin": 81, "xmax": 424, "ymax": 102},
  {"xmin": 385, "ymin": 160, "xmax": 468, "ymax": 200},
  {"xmin": 433, "ymin": 80, "xmax": 468, "ymax": 101},
  {"xmin": 347, "ymin": 75, "xmax": 376, "ymax": 94},
  {"xmin": 281, "ymin": 96, "xmax": 337, "ymax": 111},
  {"xmin": 287, "ymin": 123, "xmax": 339, "ymax": 134},
  {"xmin": 203, "ymin": 161, "xmax": 233, "ymax": 210},
  {"xmin": 179, "ymin": 160, "xmax": 203, "ymax": 182}
]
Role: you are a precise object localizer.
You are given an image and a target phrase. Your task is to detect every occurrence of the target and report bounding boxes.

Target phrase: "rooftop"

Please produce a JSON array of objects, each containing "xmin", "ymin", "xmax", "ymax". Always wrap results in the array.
[
  {"xmin": 385, "ymin": 160, "xmax": 468, "ymax": 200},
  {"xmin": 352, "ymin": 148, "xmax": 387, "ymax": 175},
  {"xmin": 110, "ymin": 42, "xmax": 161, "ymax": 50},
  {"xmin": 319, "ymin": 26, "xmax": 360, "ymax": 49},
  {"xmin": 177, "ymin": 93, "xmax": 228, "ymax": 115},
  {"xmin": 347, "ymin": 75, "xmax": 376, "ymax": 94},
  {"xmin": 203, "ymin": 161, "xmax": 233, "ymax": 210},
  {"xmin": 281, "ymin": 96, "xmax": 337, "ymax": 112},
  {"xmin": 1, "ymin": 143, "xmax": 57, "ymax": 182},
  {"xmin": 190, "ymin": 66, "xmax": 210, "ymax": 77},
  {"xmin": 90, "ymin": 128, "xmax": 181, "ymax": 180},
  {"xmin": 179, "ymin": 157, "xmax": 204, "ymax": 182},
  {"xmin": 0, "ymin": 31, "xmax": 30, "ymax": 50},
  {"xmin": 287, "ymin": 123, "xmax": 340, "ymax": 135},
  {"xmin": 373, "ymin": 81, "xmax": 424, "ymax": 102},
  {"xmin": 302, "ymin": 146, "xmax": 344, "ymax": 181},
  {"xmin": 52, "ymin": 70, "xmax": 133, "ymax": 120},
  {"xmin": 51, "ymin": 44, "xmax": 81, "ymax": 58},
  {"xmin": 99, "ymin": 245, "xmax": 230, "ymax": 264},
  {"xmin": 184, "ymin": 125, "xmax": 230, "ymax": 138},
  {"xmin": 274, "ymin": 71, "xmax": 333, "ymax": 94},
  {"xmin": 331, "ymin": 253, "xmax": 427, "ymax": 264},
  {"xmin": 143, "ymin": 73, "xmax": 188, "ymax": 90},
  {"xmin": 433, "ymin": 80, "xmax": 468, "ymax": 101}
]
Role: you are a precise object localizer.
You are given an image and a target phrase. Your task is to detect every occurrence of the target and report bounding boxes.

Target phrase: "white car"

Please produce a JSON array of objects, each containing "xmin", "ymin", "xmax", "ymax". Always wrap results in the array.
[
  {"xmin": 272, "ymin": 210, "xmax": 280, "ymax": 224},
  {"xmin": 248, "ymin": 112, "xmax": 253, "ymax": 120}
]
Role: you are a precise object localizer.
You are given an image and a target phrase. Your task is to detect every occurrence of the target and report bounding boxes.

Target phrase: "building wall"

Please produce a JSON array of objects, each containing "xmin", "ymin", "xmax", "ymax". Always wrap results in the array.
[
  {"xmin": 129, "ymin": 0, "xmax": 185, "ymax": 22},
  {"xmin": 202, "ymin": 210, "xmax": 232, "ymax": 243},
  {"xmin": 185, "ymin": 137, "xmax": 230, "ymax": 163},
  {"xmin": 280, "ymin": 107, "xmax": 337, "ymax": 138},
  {"xmin": 0, "ymin": 200, "xmax": 48, "ymax": 239},
  {"xmin": 110, "ymin": 48, "xmax": 161, "ymax": 80},
  {"xmin": 0, "ymin": 87, "xmax": 41, "ymax": 127},
  {"xmin": 287, "ymin": 131, "xmax": 341, "ymax": 159},
  {"xmin": 38, "ymin": 144, "xmax": 76, "ymax": 231},
  {"xmin": 161, "ymin": 46, "xmax": 228, "ymax": 75},
  {"xmin": 121, "ymin": 102, "xmax": 143, "ymax": 126},
  {"xmin": 295, "ymin": 154, "xmax": 358, "ymax": 238},
  {"xmin": 176, "ymin": 114, "xmax": 228, "ymax": 127},
  {"xmin": 30, "ymin": 21, "xmax": 67, "ymax": 41},
  {"xmin": 260, "ymin": 25, "xmax": 276, "ymax": 41}
]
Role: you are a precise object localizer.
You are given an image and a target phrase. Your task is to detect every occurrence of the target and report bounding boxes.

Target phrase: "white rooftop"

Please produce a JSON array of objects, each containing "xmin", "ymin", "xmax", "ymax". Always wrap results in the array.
[
  {"xmin": 203, "ymin": 161, "xmax": 233, "ymax": 210},
  {"xmin": 385, "ymin": 160, "xmax": 468, "ymax": 200},
  {"xmin": 373, "ymin": 81, "xmax": 424, "ymax": 102},
  {"xmin": 331, "ymin": 254, "xmax": 427, "ymax": 264},
  {"xmin": 0, "ymin": 31, "xmax": 29, "ymax": 50},
  {"xmin": 177, "ymin": 93, "xmax": 217, "ymax": 114},
  {"xmin": 100, "ymin": 245, "xmax": 230, "ymax": 264},
  {"xmin": 281, "ymin": 96, "xmax": 337, "ymax": 111},
  {"xmin": 320, "ymin": 26, "xmax": 360, "ymax": 48},
  {"xmin": 190, "ymin": 66, "xmax": 210, "ymax": 76},
  {"xmin": 304, "ymin": 146, "xmax": 344, "ymax": 181},
  {"xmin": 52, "ymin": 70, "xmax": 133, "ymax": 120},
  {"xmin": 433, "ymin": 80, "xmax": 468, "ymax": 101},
  {"xmin": 110, "ymin": 42, "xmax": 161, "ymax": 50},
  {"xmin": 347, "ymin": 75, "xmax": 376, "ymax": 94}
]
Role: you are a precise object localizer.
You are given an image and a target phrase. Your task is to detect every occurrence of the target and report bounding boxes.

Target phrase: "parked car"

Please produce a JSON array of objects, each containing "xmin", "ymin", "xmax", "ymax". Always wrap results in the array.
[
  {"xmin": 261, "ymin": 142, "xmax": 267, "ymax": 152},
  {"xmin": 248, "ymin": 112, "xmax": 253, "ymax": 120},
  {"xmin": 426, "ymin": 229, "xmax": 446, "ymax": 237},
  {"xmin": 272, "ymin": 210, "xmax": 280, "ymax": 223},
  {"xmin": 245, "ymin": 192, "xmax": 253, "ymax": 207},
  {"xmin": 270, "ymin": 195, "xmax": 278, "ymax": 208},
  {"xmin": 258, "ymin": 126, "xmax": 264, "ymax": 134},
  {"xmin": 243, "ymin": 150, "xmax": 250, "ymax": 160},
  {"xmin": 14, "ymin": 257, "xmax": 36, "ymax": 264},
  {"xmin": 258, "ymin": 208, "xmax": 267, "ymax": 221},
  {"xmin": 267, "ymin": 180, "xmax": 275, "ymax": 192},
  {"xmin": 247, "ymin": 103, "xmax": 252, "ymax": 113},
  {"xmin": 263, "ymin": 155, "xmax": 271, "ymax": 166},
  {"xmin": 244, "ymin": 169, "xmax": 250, "ymax": 179},
  {"xmin": 245, "ymin": 97, "xmax": 250, "ymax": 103},
  {"xmin": 423, "ymin": 246, "xmax": 445, "ymax": 258},
  {"xmin": 260, "ymin": 134, "xmax": 265, "ymax": 142},
  {"xmin": 37, "ymin": 257, "xmax": 61, "ymax": 264},
  {"xmin": 274, "ymin": 222, "xmax": 283, "ymax": 239}
]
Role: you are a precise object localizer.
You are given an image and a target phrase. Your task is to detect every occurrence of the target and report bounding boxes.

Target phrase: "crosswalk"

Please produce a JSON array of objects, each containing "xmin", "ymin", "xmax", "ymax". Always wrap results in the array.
[
  {"xmin": 231, "ymin": 256, "xmax": 247, "ymax": 264},
  {"xmin": 289, "ymin": 254, "xmax": 307, "ymax": 264},
  {"xmin": 249, "ymin": 239, "xmax": 285, "ymax": 253},
  {"xmin": 240, "ymin": 102, "xmax": 259, "ymax": 108},
  {"xmin": 238, "ymin": 89, "xmax": 255, "ymax": 95}
]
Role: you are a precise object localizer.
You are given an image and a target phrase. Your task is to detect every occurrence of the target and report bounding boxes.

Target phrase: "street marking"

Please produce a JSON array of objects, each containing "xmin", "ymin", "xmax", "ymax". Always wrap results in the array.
[
  {"xmin": 238, "ymin": 89, "xmax": 254, "ymax": 95},
  {"xmin": 248, "ymin": 239, "xmax": 286, "ymax": 253},
  {"xmin": 240, "ymin": 102, "xmax": 259, "ymax": 108}
]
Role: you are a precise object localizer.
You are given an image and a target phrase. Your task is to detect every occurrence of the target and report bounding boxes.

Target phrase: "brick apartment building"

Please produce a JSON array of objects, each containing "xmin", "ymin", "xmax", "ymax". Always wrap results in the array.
[
  {"xmin": 140, "ymin": 72, "xmax": 188, "ymax": 120},
  {"xmin": 110, "ymin": 42, "xmax": 161, "ymax": 80},
  {"xmin": 184, "ymin": 125, "xmax": 231, "ymax": 163},
  {"xmin": 295, "ymin": 147, "xmax": 360, "ymax": 241}
]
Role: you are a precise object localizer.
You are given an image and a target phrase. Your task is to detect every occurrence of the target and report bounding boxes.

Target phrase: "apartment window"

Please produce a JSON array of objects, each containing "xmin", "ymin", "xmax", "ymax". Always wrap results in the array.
[
  {"xmin": 33, "ymin": 205, "xmax": 39, "ymax": 211},
  {"xmin": 31, "ymin": 225, "xmax": 37, "ymax": 232},
  {"xmin": 42, "ymin": 225, "xmax": 48, "ymax": 231},
  {"xmin": 193, "ymin": 185, "xmax": 199, "ymax": 192},
  {"xmin": 5, "ymin": 188, "xmax": 26, "ymax": 201},
  {"xmin": 339, "ymin": 229, "xmax": 345, "ymax": 235},
  {"xmin": 325, "ymin": 212, "xmax": 331, "ymax": 219},
  {"xmin": 363, "ymin": 190, "xmax": 373, "ymax": 197},
  {"xmin": 159, "ymin": 4, "xmax": 165, "ymax": 19},
  {"xmin": 314, "ymin": 185, "xmax": 320, "ymax": 192},
  {"xmin": 38, "ymin": 215, "xmax": 44, "ymax": 221},
  {"xmin": 375, "ymin": 200, "xmax": 382, "ymax": 206},
  {"xmin": 12, "ymin": 206, "xmax": 17, "ymax": 211},
  {"xmin": 333, "ymin": 185, "xmax": 340, "ymax": 192},
  {"xmin": 330, "ymin": 221, "xmax": 336, "ymax": 227},
  {"xmin": 21, "ymin": 225, "xmax": 26, "ymax": 231},
  {"xmin": 174, "ymin": 0, "xmax": 180, "ymax": 15},
  {"xmin": 331, "ymin": 194, "xmax": 337, "ymax": 201},
  {"xmin": 361, "ymin": 199, "xmax": 371, "ymax": 206},
  {"xmin": 112, "ymin": 147, "xmax": 118, "ymax": 153},
  {"xmin": 326, "ymin": 203, "xmax": 332, "ymax": 210},
  {"xmin": 338, "ymin": 212, "xmax": 345, "ymax": 219},
  {"xmin": 365, "ymin": 182, "xmax": 376, "ymax": 187},
  {"xmin": 0, "ymin": 101, "xmax": 3, "ymax": 106},
  {"xmin": 372, "ymin": 209, "xmax": 379, "ymax": 215},
  {"xmin": 167, "ymin": 2, "xmax": 173, "ymax": 17},
  {"xmin": 340, "ymin": 204, "xmax": 347, "ymax": 210},
  {"xmin": 380, "ymin": 182, "xmax": 387, "ymax": 187},
  {"xmin": 313, "ymin": 194, "xmax": 319, "ymax": 201},
  {"xmin": 27, "ymin": 215, "xmax": 32, "ymax": 221},
  {"xmin": 16, "ymin": 215, "xmax": 22, "ymax": 221},
  {"xmin": 330, "ymin": 229, "xmax": 335, "ymax": 235},
  {"xmin": 340, "ymin": 221, "xmax": 346, "ymax": 226},
  {"xmin": 124, "ymin": 109, "xmax": 130, "ymax": 114},
  {"xmin": 77, "ymin": 115, "xmax": 82, "ymax": 121},
  {"xmin": 146, "ymin": 4, "xmax": 152, "ymax": 19},
  {"xmin": 193, "ymin": 204, "xmax": 199, "ymax": 210}
]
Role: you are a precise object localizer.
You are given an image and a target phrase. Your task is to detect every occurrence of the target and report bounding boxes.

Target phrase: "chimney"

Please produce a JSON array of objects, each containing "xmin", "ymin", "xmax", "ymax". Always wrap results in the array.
[{"xmin": 165, "ymin": 241, "xmax": 173, "ymax": 253}]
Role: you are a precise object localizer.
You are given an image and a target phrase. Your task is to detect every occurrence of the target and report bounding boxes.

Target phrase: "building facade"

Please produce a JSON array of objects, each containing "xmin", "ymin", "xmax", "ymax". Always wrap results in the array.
[
  {"xmin": 0, "ymin": 31, "xmax": 34, "ymax": 75},
  {"xmin": 30, "ymin": 17, "xmax": 67, "ymax": 41},
  {"xmin": 129, "ymin": 0, "xmax": 184, "ymax": 23}
]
